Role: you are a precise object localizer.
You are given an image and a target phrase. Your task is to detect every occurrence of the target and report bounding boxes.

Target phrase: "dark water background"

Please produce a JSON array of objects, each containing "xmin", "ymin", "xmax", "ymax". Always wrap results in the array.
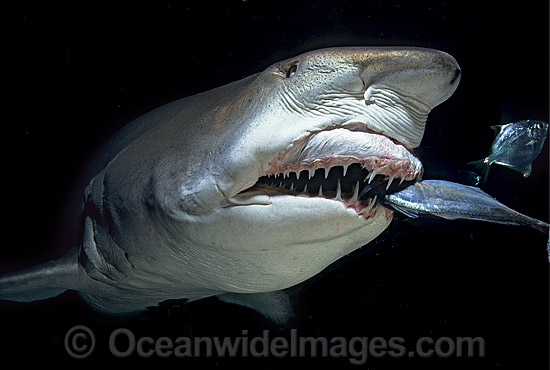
[{"xmin": 1, "ymin": 1, "xmax": 548, "ymax": 369}]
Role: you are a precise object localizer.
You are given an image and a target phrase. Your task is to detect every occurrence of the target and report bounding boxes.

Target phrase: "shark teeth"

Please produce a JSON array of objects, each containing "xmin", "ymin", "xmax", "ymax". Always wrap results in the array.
[
  {"xmin": 258, "ymin": 163, "xmax": 415, "ymax": 196},
  {"xmin": 254, "ymin": 163, "xmax": 417, "ymax": 219},
  {"xmin": 250, "ymin": 128, "xmax": 425, "ymax": 219},
  {"xmin": 362, "ymin": 195, "xmax": 378, "ymax": 217},
  {"xmin": 335, "ymin": 179, "xmax": 342, "ymax": 201},
  {"xmin": 386, "ymin": 174, "xmax": 396, "ymax": 190},
  {"xmin": 366, "ymin": 170, "xmax": 377, "ymax": 184}
]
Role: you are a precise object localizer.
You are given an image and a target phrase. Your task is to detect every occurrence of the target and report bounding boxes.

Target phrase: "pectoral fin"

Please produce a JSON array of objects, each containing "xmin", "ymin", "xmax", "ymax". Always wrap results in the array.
[
  {"xmin": 217, "ymin": 290, "xmax": 293, "ymax": 324},
  {"xmin": 0, "ymin": 248, "xmax": 80, "ymax": 302}
]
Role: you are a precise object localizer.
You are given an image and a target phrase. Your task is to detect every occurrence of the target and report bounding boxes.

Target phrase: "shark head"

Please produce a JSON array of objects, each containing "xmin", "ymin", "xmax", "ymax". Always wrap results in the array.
[
  {"xmin": 155, "ymin": 47, "xmax": 461, "ymax": 296},
  {"xmin": 0, "ymin": 47, "xmax": 462, "ymax": 314}
]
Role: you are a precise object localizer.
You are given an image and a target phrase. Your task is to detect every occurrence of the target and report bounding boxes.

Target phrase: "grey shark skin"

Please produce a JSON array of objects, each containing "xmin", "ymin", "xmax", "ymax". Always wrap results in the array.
[{"xmin": 0, "ymin": 47, "xmax": 461, "ymax": 320}]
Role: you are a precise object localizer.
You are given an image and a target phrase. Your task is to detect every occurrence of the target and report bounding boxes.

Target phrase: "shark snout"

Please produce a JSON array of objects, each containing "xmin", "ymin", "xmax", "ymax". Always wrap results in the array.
[
  {"xmin": 359, "ymin": 47, "xmax": 461, "ymax": 110},
  {"xmin": 339, "ymin": 47, "xmax": 462, "ymax": 147},
  {"xmin": 450, "ymin": 67, "xmax": 462, "ymax": 85}
]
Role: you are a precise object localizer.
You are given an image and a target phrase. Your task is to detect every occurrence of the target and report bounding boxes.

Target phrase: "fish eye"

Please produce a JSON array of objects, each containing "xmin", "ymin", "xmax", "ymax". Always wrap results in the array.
[
  {"xmin": 286, "ymin": 64, "xmax": 298, "ymax": 78},
  {"xmin": 536, "ymin": 122, "xmax": 544, "ymax": 130}
]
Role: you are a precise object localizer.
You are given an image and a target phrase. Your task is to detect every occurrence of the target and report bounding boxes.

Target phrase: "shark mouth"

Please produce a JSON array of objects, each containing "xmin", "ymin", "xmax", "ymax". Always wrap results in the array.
[{"xmin": 250, "ymin": 127, "xmax": 423, "ymax": 218}]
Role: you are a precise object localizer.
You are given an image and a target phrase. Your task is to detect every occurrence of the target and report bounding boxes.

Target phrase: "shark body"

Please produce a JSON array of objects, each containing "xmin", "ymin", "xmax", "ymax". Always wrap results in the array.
[{"xmin": 0, "ymin": 47, "xmax": 460, "ymax": 321}]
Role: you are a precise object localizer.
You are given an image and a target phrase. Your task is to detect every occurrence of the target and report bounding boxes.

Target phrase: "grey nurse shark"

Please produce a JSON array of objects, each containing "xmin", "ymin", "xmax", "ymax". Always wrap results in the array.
[{"xmin": 0, "ymin": 47, "xmax": 461, "ymax": 322}]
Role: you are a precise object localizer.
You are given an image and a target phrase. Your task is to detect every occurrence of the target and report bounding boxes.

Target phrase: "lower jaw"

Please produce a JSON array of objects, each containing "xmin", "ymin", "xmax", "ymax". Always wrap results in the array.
[{"xmin": 250, "ymin": 183, "xmax": 393, "ymax": 220}]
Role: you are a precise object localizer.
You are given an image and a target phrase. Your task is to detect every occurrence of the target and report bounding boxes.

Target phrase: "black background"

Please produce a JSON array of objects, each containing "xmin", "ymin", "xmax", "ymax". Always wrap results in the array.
[{"xmin": 1, "ymin": 1, "xmax": 548, "ymax": 369}]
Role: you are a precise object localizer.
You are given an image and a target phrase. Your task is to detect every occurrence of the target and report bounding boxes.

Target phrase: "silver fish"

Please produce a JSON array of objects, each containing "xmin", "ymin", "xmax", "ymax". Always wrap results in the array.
[
  {"xmin": 385, "ymin": 180, "xmax": 549, "ymax": 234},
  {"xmin": 469, "ymin": 120, "xmax": 548, "ymax": 182}
]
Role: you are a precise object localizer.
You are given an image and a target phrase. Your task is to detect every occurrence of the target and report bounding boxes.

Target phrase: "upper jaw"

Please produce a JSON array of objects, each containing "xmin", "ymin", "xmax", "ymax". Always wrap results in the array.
[
  {"xmin": 241, "ymin": 126, "xmax": 423, "ymax": 217},
  {"xmin": 263, "ymin": 127, "xmax": 423, "ymax": 181}
]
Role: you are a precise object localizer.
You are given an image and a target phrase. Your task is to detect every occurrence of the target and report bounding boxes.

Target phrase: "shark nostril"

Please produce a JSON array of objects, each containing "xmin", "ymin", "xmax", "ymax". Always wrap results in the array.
[{"xmin": 450, "ymin": 68, "xmax": 461, "ymax": 85}]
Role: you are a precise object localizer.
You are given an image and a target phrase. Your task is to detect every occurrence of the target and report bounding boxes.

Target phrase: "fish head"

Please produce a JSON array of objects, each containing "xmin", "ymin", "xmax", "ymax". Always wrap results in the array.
[
  {"xmin": 162, "ymin": 47, "xmax": 461, "ymax": 294},
  {"xmin": 529, "ymin": 120, "xmax": 549, "ymax": 140},
  {"xmin": 492, "ymin": 120, "xmax": 549, "ymax": 160}
]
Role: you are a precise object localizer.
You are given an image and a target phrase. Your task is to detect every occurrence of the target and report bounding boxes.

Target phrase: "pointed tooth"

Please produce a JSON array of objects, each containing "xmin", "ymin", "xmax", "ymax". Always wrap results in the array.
[
  {"xmin": 296, "ymin": 171, "xmax": 301, "ymax": 180},
  {"xmin": 303, "ymin": 184, "xmax": 308, "ymax": 193},
  {"xmin": 366, "ymin": 195, "xmax": 378, "ymax": 213},
  {"xmin": 342, "ymin": 165, "xmax": 349, "ymax": 176},
  {"xmin": 308, "ymin": 168, "xmax": 314, "ymax": 179},
  {"xmin": 368, "ymin": 171, "xmax": 377, "ymax": 184},
  {"xmin": 350, "ymin": 181, "xmax": 359, "ymax": 203},
  {"xmin": 368, "ymin": 196, "xmax": 378, "ymax": 215},
  {"xmin": 335, "ymin": 179, "xmax": 342, "ymax": 200},
  {"xmin": 372, "ymin": 195, "xmax": 378, "ymax": 213},
  {"xmin": 386, "ymin": 174, "xmax": 396, "ymax": 190},
  {"xmin": 363, "ymin": 198, "xmax": 373, "ymax": 215},
  {"xmin": 290, "ymin": 182, "xmax": 295, "ymax": 191},
  {"xmin": 399, "ymin": 176, "xmax": 405, "ymax": 186},
  {"xmin": 319, "ymin": 185, "xmax": 323, "ymax": 197},
  {"xmin": 324, "ymin": 167, "xmax": 331, "ymax": 179}
]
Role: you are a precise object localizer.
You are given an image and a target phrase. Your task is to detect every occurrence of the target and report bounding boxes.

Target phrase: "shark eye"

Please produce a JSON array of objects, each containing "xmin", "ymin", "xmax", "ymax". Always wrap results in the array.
[{"xmin": 286, "ymin": 64, "xmax": 297, "ymax": 78}]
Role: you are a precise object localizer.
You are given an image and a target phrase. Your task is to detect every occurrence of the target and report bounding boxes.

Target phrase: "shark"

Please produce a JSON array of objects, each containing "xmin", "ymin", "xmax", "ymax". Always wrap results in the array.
[{"xmin": 0, "ymin": 47, "xmax": 461, "ymax": 323}]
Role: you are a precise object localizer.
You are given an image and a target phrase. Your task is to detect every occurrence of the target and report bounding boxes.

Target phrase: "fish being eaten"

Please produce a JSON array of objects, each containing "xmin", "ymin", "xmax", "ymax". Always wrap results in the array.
[{"xmin": 384, "ymin": 179, "xmax": 549, "ymax": 234}]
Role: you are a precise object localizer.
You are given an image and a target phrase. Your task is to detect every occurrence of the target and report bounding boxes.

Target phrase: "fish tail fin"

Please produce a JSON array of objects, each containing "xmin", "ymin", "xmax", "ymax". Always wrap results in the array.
[
  {"xmin": 0, "ymin": 248, "xmax": 80, "ymax": 303},
  {"xmin": 529, "ymin": 219, "xmax": 550, "ymax": 234},
  {"xmin": 468, "ymin": 159, "xmax": 491, "ymax": 183}
]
